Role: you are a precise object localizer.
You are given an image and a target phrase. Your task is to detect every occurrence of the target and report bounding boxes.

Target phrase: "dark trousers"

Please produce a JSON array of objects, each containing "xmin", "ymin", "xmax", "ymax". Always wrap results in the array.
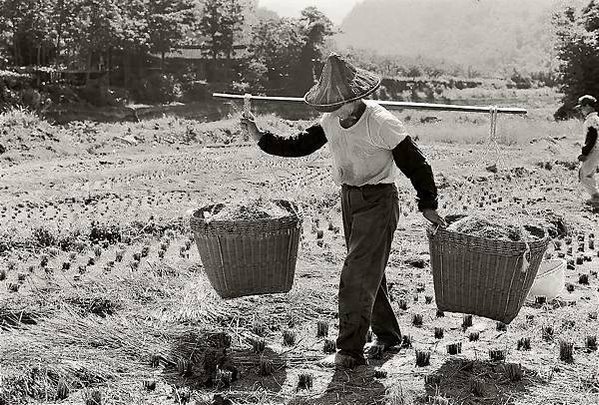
[{"xmin": 337, "ymin": 183, "xmax": 402, "ymax": 361}]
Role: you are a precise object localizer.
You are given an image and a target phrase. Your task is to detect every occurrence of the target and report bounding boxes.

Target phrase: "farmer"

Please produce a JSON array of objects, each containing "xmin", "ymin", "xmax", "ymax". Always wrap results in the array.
[
  {"xmin": 575, "ymin": 94, "xmax": 599, "ymax": 205},
  {"xmin": 240, "ymin": 53, "xmax": 446, "ymax": 368}
]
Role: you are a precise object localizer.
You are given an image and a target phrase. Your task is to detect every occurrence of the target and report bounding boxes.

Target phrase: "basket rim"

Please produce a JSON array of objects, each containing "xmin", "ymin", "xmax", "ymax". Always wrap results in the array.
[
  {"xmin": 190, "ymin": 199, "xmax": 302, "ymax": 227},
  {"xmin": 427, "ymin": 224, "xmax": 549, "ymax": 247}
]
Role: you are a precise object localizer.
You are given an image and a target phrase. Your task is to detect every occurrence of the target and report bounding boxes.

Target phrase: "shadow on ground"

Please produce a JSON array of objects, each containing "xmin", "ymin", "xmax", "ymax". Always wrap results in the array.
[
  {"xmin": 287, "ymin": 366, "xmax": 387, "ymax": 405},
  {"xmin": 416, "ymin": 358, "xmax": 544, "ymax": 404}
]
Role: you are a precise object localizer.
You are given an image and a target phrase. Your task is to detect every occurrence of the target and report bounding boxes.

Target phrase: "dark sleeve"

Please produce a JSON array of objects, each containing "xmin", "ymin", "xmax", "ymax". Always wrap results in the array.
[
  {"xmin": 392, "ymin": 136, "xmax": 438, "ymax": 211},
  {"xmin": 257, "ymin": 123, "xmax": 327, "ymax": 157},
  {"xmin": 582, "ymin": 127, "xmax": 598, "ymax": 156}
]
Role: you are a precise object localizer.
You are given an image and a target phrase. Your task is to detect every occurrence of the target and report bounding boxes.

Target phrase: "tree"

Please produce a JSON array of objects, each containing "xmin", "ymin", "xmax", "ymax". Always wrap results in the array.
[
  {"xmin": 147, "ymin": 0, "xmax": 197, "ymax": 69},
  {"xmin": 198, "ymin": 0, "xmax": 244, "ymax": 61},
  {"xmin": 293, "ymin": 7, "xmax": 335, "ymax": 94},
  {"xmin": 554, "ymin": 1, "xmax": 599, "ymax": 119},
  {"xmin": 247, "ymin": 16, "xmax": 304, "ymax": 93}
]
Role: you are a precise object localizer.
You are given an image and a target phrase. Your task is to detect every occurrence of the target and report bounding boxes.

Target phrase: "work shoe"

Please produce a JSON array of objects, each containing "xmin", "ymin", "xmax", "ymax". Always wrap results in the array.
[
  {"xmin": 317, "ymin": 352, "xmax": 367, "ymax": 369},
  {"xmin": 364, "ymin": 338, "xmax": 401, "ymax": 359}
]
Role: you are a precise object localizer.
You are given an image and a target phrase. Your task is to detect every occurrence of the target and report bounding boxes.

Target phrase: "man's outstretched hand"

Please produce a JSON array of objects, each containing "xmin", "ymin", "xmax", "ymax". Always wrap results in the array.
[{"xmin": 422, "ymin": 208, "xmax": 447, "ymax": 228}]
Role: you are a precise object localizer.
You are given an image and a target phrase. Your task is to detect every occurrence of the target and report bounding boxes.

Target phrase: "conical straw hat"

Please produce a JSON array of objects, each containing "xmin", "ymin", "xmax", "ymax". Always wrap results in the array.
[{"xmin": 304, "ymin": 53, "xmax": 381, "ymax": 112}]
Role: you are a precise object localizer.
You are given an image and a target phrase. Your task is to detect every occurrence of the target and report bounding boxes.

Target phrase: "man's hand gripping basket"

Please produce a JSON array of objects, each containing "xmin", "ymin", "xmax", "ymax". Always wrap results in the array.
[
  {"xmin": 427, "ymin": 224, "xmax": 549, "ymax": 324},
  {"xmin": 190, "ymin": 200, "xmax": 302, "ymax": 299}
]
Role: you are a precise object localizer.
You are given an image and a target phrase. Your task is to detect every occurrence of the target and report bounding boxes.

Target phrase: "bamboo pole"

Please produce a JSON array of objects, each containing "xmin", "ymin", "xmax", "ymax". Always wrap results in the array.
[{"xmin": 213, "ymin": 92, "xmax": 527, "ymax": 115}]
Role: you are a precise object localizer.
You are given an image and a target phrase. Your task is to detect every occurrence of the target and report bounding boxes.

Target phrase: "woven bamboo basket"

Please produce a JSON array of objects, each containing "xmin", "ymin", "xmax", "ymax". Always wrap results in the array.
[
  {"xmin": 190, "ymin": 200, "xmax": 302, "ymax": 299},
  {"xmin": 427, "ymin": 223, "xmax": 549, "ymax": 324}
]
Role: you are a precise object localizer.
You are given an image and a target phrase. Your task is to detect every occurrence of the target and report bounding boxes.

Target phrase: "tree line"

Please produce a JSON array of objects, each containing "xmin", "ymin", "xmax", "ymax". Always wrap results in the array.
[{"xmin": 0, "ymin": 0, "xmax": 335, "ymax": 101}]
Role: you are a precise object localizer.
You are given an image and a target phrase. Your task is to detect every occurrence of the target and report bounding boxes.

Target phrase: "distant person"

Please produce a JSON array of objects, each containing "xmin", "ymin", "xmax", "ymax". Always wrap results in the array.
[
  {"xmin": 240, "ymin": 53, "xmax": 446, "ymax": 368},
  {"xmin": 576, "ymin": 95, "xmax": 599, "ymax": 205}
]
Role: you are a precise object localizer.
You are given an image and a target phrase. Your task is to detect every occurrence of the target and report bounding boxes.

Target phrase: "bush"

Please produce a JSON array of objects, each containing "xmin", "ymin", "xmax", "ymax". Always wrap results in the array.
[
  {"xmin": 75, "ymin": 84, "xmax": 123, "ymax": 107},
  {"xmin": 133, "ymin": 73, "xmax": 182, "ymax": 104},
  {"xmin": 181, "ymin": 80, "xmax": 209, "ymax": 102}
]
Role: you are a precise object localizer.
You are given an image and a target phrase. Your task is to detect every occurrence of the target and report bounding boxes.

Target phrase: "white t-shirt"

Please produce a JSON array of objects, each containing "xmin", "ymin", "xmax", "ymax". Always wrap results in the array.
[
  {"xmin": 584, "ymin": 112, "xmax": 599, "ymax": 156},
  {"xmin": 320, "ymin": 100, "xmax": 409, "ymax": 186}
]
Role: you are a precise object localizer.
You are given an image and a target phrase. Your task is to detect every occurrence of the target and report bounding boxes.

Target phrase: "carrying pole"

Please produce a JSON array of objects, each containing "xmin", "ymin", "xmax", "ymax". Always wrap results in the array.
[{"xmin": 213, "ymin": 92, "xmax": 528, "ymax": 115}]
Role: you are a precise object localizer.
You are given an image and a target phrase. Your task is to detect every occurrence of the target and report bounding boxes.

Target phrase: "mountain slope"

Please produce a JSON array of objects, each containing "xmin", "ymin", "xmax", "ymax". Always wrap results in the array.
[{"xmin": 335, "ymin": 0, "xmax": 562, "ymax": 75}]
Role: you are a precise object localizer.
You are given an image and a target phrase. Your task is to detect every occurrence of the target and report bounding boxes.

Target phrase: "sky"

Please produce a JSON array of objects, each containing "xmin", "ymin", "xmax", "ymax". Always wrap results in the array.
[{"xmin": 257, "ymin": 0, "xmax": 364, "ymax": 24}]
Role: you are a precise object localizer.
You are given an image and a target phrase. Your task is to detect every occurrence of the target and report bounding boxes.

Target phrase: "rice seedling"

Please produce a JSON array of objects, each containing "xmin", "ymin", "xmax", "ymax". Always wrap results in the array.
[
  {"xmin": 17, "ymin": 272, "xmax": 26, "ymax": 282},
  {"xmin": 542, "ymin": 325, "xmax": 554, "ymax": 341},
  {"xmin": 87, "ymin": 256, "xmax": 95, "ymax": 266},
  {"xmin": 446, "ymin": 342, "xmax": 462, "ymax": 355},
  {"xmin": 503, "ymin": 363, "xmax": 524, "ymax": 382},
  {"xmin": 177, "ymin": 358, "xmax": 192, "ymax": 376},
  {"xmin": 436, "ymin": 309, "xmax": 444, "ymax": 317},
  {"xmin": 398, "ymin": 299, "xmax": 408, "ymax": 310},
  {"xmin": 141, "ymin": 245, "xmax": 150, "ymax": 257},
  {"xmin": 559, "ymin": 340, "xmax": 574, "ymax": 363},
  {"xmin": 579, "ymin": 274, "xmax": 590, "ymax": 285},
  {"xmin": 216, "ymin": 367, "xmax": 233, "ymax": 389},
  {"xmin": 143, "ymin": 379, "xmax": 156, "ymax": 391},
  {"xmin": 424, "ymin": 374, "xmax": 441, "ymax": 387},
  {"xmin": 589, "ymin": 311, "xmax": 598, "ymax": 320},
  {"xmin": 469, "ymin": 332, "xmax": 480, "ymax": 342},
  {"xmin": 429, "ymin": 396, "xmax": 450, "ymax": 405},
  {"xmin": 366, "ymin": 329, "xmax": 373, "ymax": 343},
  {"xmin": 471, "ymin": 378, "xmax": 486, "ymax": 396},
  {"xmin": 316, "ymin": 320, "xmax": 329, "ymax": 337},
  {"xmin": 150, "ymin": 354, "xmax": 161, "ymax": 368},
  {"xmin": 40, "ymin": 254, "xmax": 48, "ymax": 267},
  {"xmin": 84, "ymin": 389, "xmax": 102, "ymax": 405},
  {"xmin": 323, "ymin": 339, "xmax": 336, "ymax": 354},
  {"xmin": 62, "ymin": 261, "xmax": 70, "ymax": 271},
  {"xmin": 7, "ymin": 283, "xmax": 19, "ymax": 292},
  {"xmin": 416, "ymin": 282, "xmax": 425, "ymax": 293},
  {"xmin": 115, "ymin": 249, "xmax": 124, "ymax": 262},
  {"xmin": 566, "ymin": 283, "xmax": 575, "ymax": 292},
  {"xmin": 415, "ymin": 350, "xmax": 431, "ymax": 367},
  {"xmin": 434, "ymin": 327, "xmax": 444, "ymax": 339},
  {"xmin": 251, "ymin": 338, "xmax": 266, "ymax": 353},
  {"xmin": 401, "ymin": 335, "xmax": 413, "ymax": 349},
  {"xmin": 130, "ymin": 260, "xmax": 139, "ymax": 271},
  {"xmin": 69, "ymin": 252, "xmax": 77, "ymax": 261},
  {"xmin": 297, "ymin": 373, "xmax": 313, "ymax": 390},
  {"xmin": 56, "ymin": 378, "xmax": 69, "ymax": 400},
  {"xmin": 282, "ymin": 329, "xmax": 296, "ymax": 346},
  {"xmin": 496, "ymin": 322, "xmax": 508, "ymax": 331},
  {"xmin": 251, "ymin": 321, "xmax": 266, "ymax": 336},
  {"xmin": 133, "ymin": 252, "xmax": 141, "ymax": 261},
  {"xmin": 425, "ymin": 295, "xmax": 433, "ymax": 304},
  {"xmin": 93, "ymin": 245, "xmax": 102, "ymax": 258},
  {"xmin": 535, "ymin": 295, "xmax": 547, "ymax": 305},
  {"xmin": 517, "ymin": 337, "xmax": 531, "ymax": 351},
  {"xmin": 489, "ymin": 349, "xmax": 506, "ymax": 361},
  {"xmin": 259, "ymin": 356, "xmax": 274, "ymax": 376},
  {"xmin": 78, "ymin": 265, "xmax": 87, "ymax": 274},
  {"xmin": 73, "ymin": 274, "xmax": 81, "ymax": 282},
  {"xmin": 412, "ymin": 314, "xmax": 423, "ymax": 326},
  {"xmin": 462, "ymin": 314, "xmax": 473, "ymax": 329},
  {"xmin": 585, "ymin": 335, "xmax": 597, "ymax": 351},
  {"xmin": 374, "ymin": 369, "xmax": 388, "ymax": 379},
  {"xmin": 174, "ymin": 387, "xmax": 191, "ymax": 404}
]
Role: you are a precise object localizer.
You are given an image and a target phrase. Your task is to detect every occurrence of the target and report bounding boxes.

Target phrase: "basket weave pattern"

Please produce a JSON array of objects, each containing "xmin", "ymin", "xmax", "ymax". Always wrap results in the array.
[
  {"xmin": 190, "ymin": 201, "xmax": 302, "ymax": 299},
  {"xmin": 427, "ymin": 227, "xmax": 549, "ymax": 324}
]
